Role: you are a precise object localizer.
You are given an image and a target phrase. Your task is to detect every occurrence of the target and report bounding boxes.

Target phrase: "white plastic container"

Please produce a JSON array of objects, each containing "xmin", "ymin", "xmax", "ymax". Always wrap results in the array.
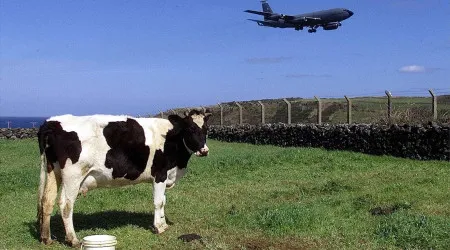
[{"xmin": 81, "ymin": 235, "xmax": 117, "ymax": 250}]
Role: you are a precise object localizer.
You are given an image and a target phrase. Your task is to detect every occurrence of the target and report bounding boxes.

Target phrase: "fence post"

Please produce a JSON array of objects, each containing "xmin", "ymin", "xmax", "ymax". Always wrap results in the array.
[
  {"xmin": 344, "ymin": 95, "xmax": 352, "ymax": 124},
  {"xmin": 283, "ymin": 98, "xmax": 292, "ymax": 124},
  {"xmin": 218, "ymin": 103, "xmax": 224, "ymax": 126},
  {"xmin": 258, "ymin": 101, "xmax": 265, "ymax": 124},
  {"xmin": 314, "ymin": 96, "xmax": 322, "ymax": 125},
  {"xmin": 428, "ymin": 89, "xmax": 437, "ymax": 121},
  {"xmin": 385, "ymin": 90, "xmax": 392, "ymax": 124},
  {"xmin": 235, "ymin": 102, "xmax": 243, "ymax": 125},
  {"xmin": 448, "ymin": 126, "xmax": 450, "ymax": 162},
  {"xmin": 160, "ymin": 111, "xmax": 164, "ymax": 118}
]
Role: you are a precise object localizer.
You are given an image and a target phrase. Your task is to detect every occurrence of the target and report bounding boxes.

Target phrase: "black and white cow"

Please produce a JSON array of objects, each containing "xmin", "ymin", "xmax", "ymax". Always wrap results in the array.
[{"xmin": 37, "ymin": 110, "xmax": 211, "ymax": 247}]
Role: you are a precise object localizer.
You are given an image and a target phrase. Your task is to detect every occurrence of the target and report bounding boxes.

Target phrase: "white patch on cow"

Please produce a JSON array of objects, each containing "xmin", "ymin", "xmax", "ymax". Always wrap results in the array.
[
  {"xmin": 57, "ymin": 158, "xmax": 84, "ymax": 244},
  {"xmin": 195, "ymin": 143, "xmax": 209, "ymax": 156},
  {"xmin": 191, "ymin": 114, "xmax": 205, "ymax": 128},
  {"xmin": 48, "ymin": 114, "xmax": 187, "ymax": 190},
  {"xmin": 166, "ymin": 167, "xmax": 186, "ymax": 188},
  {"xmin": 50, "ymin": 115, "xmax": 176, "ymax": 189},
  {"xmin": 153, "ymin": 182, "xmax": 168, "ymax": 233}
]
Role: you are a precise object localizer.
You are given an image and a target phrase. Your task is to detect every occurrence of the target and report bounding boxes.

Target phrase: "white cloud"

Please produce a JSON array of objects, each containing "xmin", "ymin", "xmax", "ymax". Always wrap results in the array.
[{"xmin": 398, "ymin": 65, "xmax": 426, "ymax": 73}]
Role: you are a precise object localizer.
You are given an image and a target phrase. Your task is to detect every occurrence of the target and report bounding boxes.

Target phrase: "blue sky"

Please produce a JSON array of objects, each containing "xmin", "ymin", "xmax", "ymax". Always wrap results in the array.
[{"xmin": 1, "ymin": 0, "xmax": 449, "ymax": 117}]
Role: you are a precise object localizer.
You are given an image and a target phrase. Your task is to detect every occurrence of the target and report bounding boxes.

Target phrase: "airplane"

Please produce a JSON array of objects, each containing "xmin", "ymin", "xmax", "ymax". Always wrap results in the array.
[{"xmin": 245, "ymin": 0, "xmax": 354, "ymax": 33}]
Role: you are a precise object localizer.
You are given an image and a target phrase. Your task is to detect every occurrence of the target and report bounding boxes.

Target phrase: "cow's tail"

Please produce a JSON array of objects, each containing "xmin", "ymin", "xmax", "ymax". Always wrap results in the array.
[
  {"xmin": 37, "ymin": 153, "xmax": 46, "ymax": 218},
  {"xmin": 37, "ymin": 123, "xmax": 48, "ymax": 221},
  {"xmin": 37, "ymin": 121, "xmax": 65, "ymax": 244}
]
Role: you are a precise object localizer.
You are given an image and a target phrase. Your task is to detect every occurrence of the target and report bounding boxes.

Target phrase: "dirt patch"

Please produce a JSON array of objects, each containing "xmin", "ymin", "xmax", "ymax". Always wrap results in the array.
[
  {"xmin": 370, "ymin": 202, "xmax": 412, "ymax": 216},
  {"xmin": 178, "ymin": 233, "xmax": 203, "ymax": 244}
]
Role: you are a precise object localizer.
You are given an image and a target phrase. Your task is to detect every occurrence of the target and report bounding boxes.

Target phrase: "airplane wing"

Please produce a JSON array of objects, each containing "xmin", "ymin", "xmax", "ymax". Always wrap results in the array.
[
  {"xmin": 247, "ymin": 19, "xmax": 271, "ymax": 26},
  {"xmin": 279, "ymin": 14, "xmax": 296, "ymax": 21},
  {"xmin": 303, "ymin": 17, "xmax": 321, "ymax": 21},
  {"xmin": 244, "ymin": 10, "xmax": 273, "ymax": 17},
  {"xmin": 297, "ymin": 16, "xmax": 321, "ymax": 23}
]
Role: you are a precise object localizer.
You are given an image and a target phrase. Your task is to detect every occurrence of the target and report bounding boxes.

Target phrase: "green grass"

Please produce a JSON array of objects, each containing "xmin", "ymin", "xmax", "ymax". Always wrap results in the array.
[{"xmin": 0, "ymin": 139, "xmax": 449, "ymax": 249}]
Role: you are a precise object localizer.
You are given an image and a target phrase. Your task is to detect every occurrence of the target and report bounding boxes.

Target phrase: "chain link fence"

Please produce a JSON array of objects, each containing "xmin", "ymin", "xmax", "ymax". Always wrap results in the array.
[{"xmin": 154, "ymin": 90, "xmax": 450, "ymax": 125}]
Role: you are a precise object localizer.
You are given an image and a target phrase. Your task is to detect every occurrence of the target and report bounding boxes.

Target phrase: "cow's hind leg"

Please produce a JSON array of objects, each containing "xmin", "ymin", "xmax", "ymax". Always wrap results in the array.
[
  {"xmin": 153, "ymin": 182, "xmax": 168, "ymax": 233},
  {"xmin": 59, "ymin": 165, "xmax": 82, "ymax": 247},
  {"xmin": 39, "ymin": 168, "xmax": 60, "ymax": 245}
]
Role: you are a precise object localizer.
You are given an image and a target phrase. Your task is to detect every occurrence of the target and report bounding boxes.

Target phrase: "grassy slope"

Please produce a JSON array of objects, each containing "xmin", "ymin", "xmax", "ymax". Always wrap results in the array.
[
  {"xmin": 167, "ymin": 96, "xmax": 450, "ymax": 125},
  {"xmin": 0, "ymin": 139, "xmax": 449, "ymax": 249}
]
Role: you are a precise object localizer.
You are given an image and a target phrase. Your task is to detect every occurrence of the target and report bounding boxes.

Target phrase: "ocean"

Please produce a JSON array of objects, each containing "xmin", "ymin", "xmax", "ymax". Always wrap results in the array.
[{"xmin": 0, "ymin": 117, "xmax": 48, "ymax": 128}]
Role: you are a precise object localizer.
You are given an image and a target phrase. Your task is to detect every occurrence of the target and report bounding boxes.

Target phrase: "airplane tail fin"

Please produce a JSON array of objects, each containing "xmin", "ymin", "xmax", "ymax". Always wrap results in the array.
[{"xmin": 262, "ymin": 1, "xmax": 273, "ymax": 15}]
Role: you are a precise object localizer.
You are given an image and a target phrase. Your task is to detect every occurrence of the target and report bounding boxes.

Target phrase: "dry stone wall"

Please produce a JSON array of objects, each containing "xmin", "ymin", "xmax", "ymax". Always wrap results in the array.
[
  {"xmin": 208, "ymin": 123, "xmax": 450, "ymax": 161},
  {"xmin": 0, "ymin": 128, "xmax": 38, "ymax": 139}
]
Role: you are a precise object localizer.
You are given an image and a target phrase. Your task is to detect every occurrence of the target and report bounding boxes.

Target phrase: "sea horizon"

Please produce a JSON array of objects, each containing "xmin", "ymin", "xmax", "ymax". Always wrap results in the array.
[{"xmin": 0, "ymin": 116, "xmax": 48, "ymax": 129}]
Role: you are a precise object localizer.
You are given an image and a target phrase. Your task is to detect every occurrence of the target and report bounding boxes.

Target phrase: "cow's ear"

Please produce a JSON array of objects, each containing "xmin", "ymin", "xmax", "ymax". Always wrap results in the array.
[
  {"xmin": 204, "ymin": 113, "xmax": 212, "ymax": 122},
  {"xmin": 168, "ymin": 114, "xmax": 185, "ymax": 132}
]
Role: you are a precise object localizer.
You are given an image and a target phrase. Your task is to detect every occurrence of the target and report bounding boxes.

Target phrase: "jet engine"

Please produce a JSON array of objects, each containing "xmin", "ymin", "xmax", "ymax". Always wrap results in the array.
[{"xmin": 323, "ymin": 23, "xmax": 340, "ymax": 30}]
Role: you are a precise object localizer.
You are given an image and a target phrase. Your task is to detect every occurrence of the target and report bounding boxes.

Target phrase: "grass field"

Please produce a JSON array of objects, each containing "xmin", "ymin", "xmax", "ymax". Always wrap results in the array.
[{"xmin": 0, "ymin": 139, "xmax": 449, "ymax": 249}]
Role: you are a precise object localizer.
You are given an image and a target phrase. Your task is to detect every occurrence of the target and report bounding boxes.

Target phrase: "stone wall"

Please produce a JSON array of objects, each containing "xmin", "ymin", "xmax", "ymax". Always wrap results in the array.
[
  {"xmin": 208, "ymin": 123, "xmax": 450, "ymax": 161},
  {"xmin": 0, "ymin": 128, "xmax": 38, "ymax": 139},
  {"xmin": 3, "ymin": 124, "xmax": 449, "ymax": 161}
]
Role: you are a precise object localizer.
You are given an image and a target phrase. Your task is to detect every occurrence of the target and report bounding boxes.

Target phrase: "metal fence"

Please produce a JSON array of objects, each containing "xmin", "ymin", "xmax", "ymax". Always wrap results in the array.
[{"xmin": 154, "ymin": 89, "xmax": 450, "ymax": 125}]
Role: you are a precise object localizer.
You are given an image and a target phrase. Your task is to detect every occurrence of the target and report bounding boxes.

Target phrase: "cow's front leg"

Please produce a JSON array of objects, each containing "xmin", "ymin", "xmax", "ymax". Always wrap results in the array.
[{"xmin": 152, "ymin": 181, "xmax": 168, "ymax": 234}]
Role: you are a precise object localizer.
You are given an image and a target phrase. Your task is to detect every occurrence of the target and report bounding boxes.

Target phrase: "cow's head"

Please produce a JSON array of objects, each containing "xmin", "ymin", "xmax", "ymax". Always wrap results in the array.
[{"xmin": 168, "ymin": 110, "xmax": 211, "ymax": 157}]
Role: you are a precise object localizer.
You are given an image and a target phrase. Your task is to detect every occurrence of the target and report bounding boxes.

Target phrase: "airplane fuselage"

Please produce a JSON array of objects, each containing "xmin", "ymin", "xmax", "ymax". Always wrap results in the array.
[
  {"xmin": 264, "ymin": 8, "xmax": 352, "ymax": 28},
  {"xmin": 294, "ymin": 8, "xmax": 352, "ymax": 24},
  {"xmin": 245, "ymin": 2, "xmax": 354, "ymax": 33}
]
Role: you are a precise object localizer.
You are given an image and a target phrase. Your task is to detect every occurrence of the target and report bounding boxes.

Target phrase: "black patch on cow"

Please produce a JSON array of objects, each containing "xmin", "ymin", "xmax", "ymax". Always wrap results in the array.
[
  {"xmin": 38, "ymin": 121, "xmax": 82, "ymax": 172},
  {"xmin": 103, "ymin": 118, "xmax": 150, "ymax": 180},
  {"xmin": 151, "ymin": 110, "xmax": 210, "ymax": 183},
  {"xmin": 151, "ymin": 137, "xmax": 191, "ymax": 183}
]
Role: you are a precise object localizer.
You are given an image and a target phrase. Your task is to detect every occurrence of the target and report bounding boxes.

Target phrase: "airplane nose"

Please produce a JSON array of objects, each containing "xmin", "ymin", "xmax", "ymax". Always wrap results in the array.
[{"xmin": 346, "ymin": 10, "xmax": 354, "ymax": 17}]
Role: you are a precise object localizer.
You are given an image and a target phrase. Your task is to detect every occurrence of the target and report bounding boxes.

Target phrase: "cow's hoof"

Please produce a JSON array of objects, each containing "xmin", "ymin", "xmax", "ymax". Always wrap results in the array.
[
  {"xmin": 66, "ymin": 238, "xmax": 81, "ymax": 248},
  {"xmin": 153, "ymin": 223, "xmax": 169, "ymax": 234},
  {"xmin": 41, "ymin": 238, "xmax": 53, "ymax": 245}
]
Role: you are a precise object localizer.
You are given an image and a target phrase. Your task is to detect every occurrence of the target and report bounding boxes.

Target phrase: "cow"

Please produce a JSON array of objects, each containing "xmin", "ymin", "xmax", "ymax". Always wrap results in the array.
[{"xmin": 37, "ymin": 110, "xmax": 211, "ymax": 247}]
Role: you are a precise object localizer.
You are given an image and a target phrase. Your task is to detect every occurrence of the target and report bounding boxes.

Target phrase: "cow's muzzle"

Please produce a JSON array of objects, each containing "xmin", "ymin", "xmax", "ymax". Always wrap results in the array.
[{"xmin": 195, "ymin": 145, "xmax": 209, "ymax": 157}]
